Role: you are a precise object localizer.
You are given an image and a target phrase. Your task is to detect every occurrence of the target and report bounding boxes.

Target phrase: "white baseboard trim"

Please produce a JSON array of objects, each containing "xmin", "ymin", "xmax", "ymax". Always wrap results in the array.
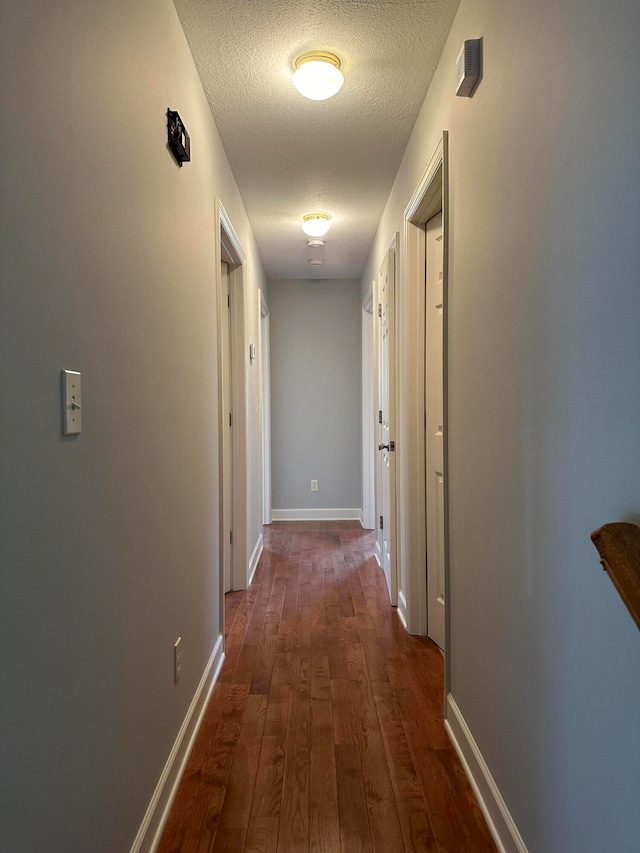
[
  {"xmin": 360, "ymin": 509, "xmax": 375, "ymax": 530},
  {"xmin": 129, "ymin": 634, "xmax": 225, "ymax": 853},
  {"xmin": 271, "ymin": 508, "xmax": 362, "ymax": 522},
  {"xmin": 396, "ymin": 590, "xmax": 408, "ymax": 630},
  {"xmin": 445, "ymin": 695, "xmax": 528, "ymax": 853},
  {"xmin": 248, "ymin": 534, "xmax": 263, "ymax": 586}
]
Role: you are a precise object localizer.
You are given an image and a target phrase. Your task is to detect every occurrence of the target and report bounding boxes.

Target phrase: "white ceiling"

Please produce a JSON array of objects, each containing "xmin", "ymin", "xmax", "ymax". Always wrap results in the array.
[{"xmin": 173, "ymin": 0, "xmax": 460, "ymax": 280}]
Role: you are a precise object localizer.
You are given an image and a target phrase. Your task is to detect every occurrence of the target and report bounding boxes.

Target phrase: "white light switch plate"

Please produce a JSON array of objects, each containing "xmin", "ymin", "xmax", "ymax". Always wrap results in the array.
[{"xmin": 62, "ymin": 370, "xmax": 82, "ymax": 435}]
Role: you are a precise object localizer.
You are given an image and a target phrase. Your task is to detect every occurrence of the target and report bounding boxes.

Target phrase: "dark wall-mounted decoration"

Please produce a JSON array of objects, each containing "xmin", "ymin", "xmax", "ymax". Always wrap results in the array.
[
  {"xmin": 591, "ymin": 521, "xmax": 640, "ymax": 630},
  {"xmin": 167, "ymin": 108, "xmax": 190, "ymax": 167}
]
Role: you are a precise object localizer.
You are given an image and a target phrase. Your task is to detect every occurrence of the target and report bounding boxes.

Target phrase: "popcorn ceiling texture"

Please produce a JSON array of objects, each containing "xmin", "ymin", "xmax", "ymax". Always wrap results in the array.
[{"xmin": 173, "ymin": 0, "xmax": 460, "ymax": 279}]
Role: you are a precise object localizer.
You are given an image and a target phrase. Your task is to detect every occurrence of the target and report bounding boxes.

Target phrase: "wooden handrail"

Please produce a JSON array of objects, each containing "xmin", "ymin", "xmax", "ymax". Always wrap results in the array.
[{"xmin": 591, "ymin": 522, "xmax": 640, "ymax": 630}]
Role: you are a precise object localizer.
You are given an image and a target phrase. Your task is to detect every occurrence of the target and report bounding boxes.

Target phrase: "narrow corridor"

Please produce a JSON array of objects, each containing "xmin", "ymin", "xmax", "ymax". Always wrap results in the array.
[{"xmin": 159, "ymin": 522, "xmax": 496, "ymax": 852}]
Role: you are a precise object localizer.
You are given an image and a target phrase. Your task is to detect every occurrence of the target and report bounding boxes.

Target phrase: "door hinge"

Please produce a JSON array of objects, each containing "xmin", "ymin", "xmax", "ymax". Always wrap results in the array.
[
  {"xmin": 378, "ymin": 409, "xmax": 382, "ymax": 424},
  {"xmin": 378, "ymin": 303, "xmax": 382, "ymax": 318},
  {"xmin": 230, "ymin": 530, "xmax": 233, "ymax": 545},
  {"xmin": 379, "ymin": 515, "xmax": 384, "ymax": 530},
  {"xmin": 389, "ymin": 440, "xmax": 395, "ymax": 452},
  {"xmin": 227, "ymin": 293, "xmax": 230, "ymax": 308},
  {"xmin": 229, "ymin": 412, "xmax": 232, "ymax": 427}
]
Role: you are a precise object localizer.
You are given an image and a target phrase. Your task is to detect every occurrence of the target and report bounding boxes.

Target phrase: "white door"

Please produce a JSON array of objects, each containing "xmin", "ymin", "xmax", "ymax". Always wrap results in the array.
[
  {"xmin": 221, "ymin": 261, "xmax": 233, "ymax": 593},
  {"xmin": 378, "ymin": 248, "xmax": 397, "ymax": 605},
  {"xmin": 425, "ymin": 212, "xmax": 445, "ymax": 649}
]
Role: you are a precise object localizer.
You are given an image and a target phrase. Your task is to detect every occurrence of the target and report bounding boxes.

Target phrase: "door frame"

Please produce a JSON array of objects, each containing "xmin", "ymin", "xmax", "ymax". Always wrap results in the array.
[
  {"xmin": 374, "ymin": 236, "xmax": 399, "ymax": 606},
  {"xmin": 220, "ymin": 259, "xmax": 233, "ymax": 595},
  {"xmin": 215, "ymin": 200, "xmax": 248, "ymax": 607},
  {"xmin": 402, "ymin": 132, "xmax": 450, "ymax": 682},
  {"xmin": 361, "ymin": 284, "xmax": 375, "ymax": 531},
  {"xmin": 425, "ymin": 211, "xmax": 445, "ymax": 651},
  {"xmin": 259, "ymin": 290, "xmax": 271, "ymax": 525}
]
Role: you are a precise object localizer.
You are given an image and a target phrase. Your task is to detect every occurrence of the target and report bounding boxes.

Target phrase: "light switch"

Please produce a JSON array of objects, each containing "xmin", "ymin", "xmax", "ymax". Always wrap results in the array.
[{"xmin": 62, "ymin": 370, "xmax": 82, "ymax": 435}]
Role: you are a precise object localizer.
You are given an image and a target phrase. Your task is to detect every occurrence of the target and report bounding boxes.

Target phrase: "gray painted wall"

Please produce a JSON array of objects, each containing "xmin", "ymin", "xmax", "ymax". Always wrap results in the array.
[
  {"xmin": 269, "ymin": 279, "xmax": 362, "ymax": 513},
  {"xmin": 0, "ymin": 0, "xmax": 265, "ymax": 850},
  {"xmin": 362, "ymin": 0, "xmax": 640, "ymax": 850}
]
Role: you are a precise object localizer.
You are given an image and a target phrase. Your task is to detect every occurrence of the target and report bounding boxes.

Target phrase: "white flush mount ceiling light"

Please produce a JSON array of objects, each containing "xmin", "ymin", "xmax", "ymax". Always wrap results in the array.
[
  {"xmin": 293, "ymin": 51, "xmax": 344, "ymax": 101},
  {"xmin": 307, "ymin": 238, "xmax": 325, "ymax": 248},
  {"xmin": 302, "ymin": 213, "xmax": 331, "ymax": 238}
]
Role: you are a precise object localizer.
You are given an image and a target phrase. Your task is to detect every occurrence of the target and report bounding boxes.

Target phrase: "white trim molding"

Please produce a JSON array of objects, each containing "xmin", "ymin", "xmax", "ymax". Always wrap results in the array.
[
  {"xmin": 248, "ymin": 534, "xmax": 263, "ymax": 586},
  {"xmin": 260, "ymin": 294, "xmax": 272, "ymax": 527},
  {"xmin": 445, "ymin": 695, "xmax": 528, "ymax": 853},
  {"xmin": 400, "ymin": 131, "xmax": 449, "ymax": 639},
  {"xmin": 129, "ymin": 635, "xmax": 225, "ymax": 853},
  {"xmin": 215, "ymin": 198, "xmax": 250, "ymax": 593},
  {"xmin": 361, "ymin": 294, "xmax": 375, "ymax": 532},
  {"xmin": 358, "ymin": 509, "xmax": 374, "ymax": 529},
  {"xmin": 396, "ymin": 590, "xmax": 408, "ymax": 629},
  {"xmin": 219, "ymin": 202, "xmax": 246, "ymax": 265},
  {"xmin": 271, "ymin": 508, "xmax": 362, "ymax": 522}
]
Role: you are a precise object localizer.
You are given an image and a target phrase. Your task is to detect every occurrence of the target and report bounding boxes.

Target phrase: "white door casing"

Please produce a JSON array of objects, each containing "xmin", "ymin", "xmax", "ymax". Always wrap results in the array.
[
  {"xmin": 216, "ymin": 199, "xmax": 248, "ymax": 601},
  {"xmin": 260, "ymin": 291, "xmax": 271, "ymax": 526},
  {"xmin": 374, "ymin": 283, "xmax": 383, "ymax": 568},
  {"xmin": 378, "ymin": 246, "xmax": 398, "ymax": 605},
  {"xmin": 402, "ymin": 132, "xmax": 448, "ymax": 652},
  {"xmin": 426, "ymin": 212, "xmax": 445, "ymax": 650},
  {"xmin": 221, "ymin": 261, "xmax": 233, "ymax": 594},
  {"xmin": 362, "ymin": 286, "xmax": 376, "ymax": 531}
]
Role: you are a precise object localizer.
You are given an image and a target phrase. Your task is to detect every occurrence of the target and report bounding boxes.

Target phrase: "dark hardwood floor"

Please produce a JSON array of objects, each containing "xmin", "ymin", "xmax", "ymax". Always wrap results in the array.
[{"xmin": 159, "ymin": 522, "xmax": 496, "ymax": 853}]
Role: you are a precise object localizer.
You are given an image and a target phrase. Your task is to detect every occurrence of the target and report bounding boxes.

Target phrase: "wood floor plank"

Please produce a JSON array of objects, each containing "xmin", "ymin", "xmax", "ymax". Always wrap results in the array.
[
  {"xmin": 219, "ymin": 598, "xmax": 251, "ymax": 683},
  {"xmin": 342, "ymin": 646, "xmax": 404, "ymax": 853},
  {"xmin": 244, "ymin": 817, "xmax": 279, "ymax": 853},
  {"xmin": 157, "ymin": 683, "xmax": 249, "ymax": 853},
  {"xmin": 224, "ymin": 590, "xmax": 245, "ymax": 639},
  {"xmin": 357, "ymin": 627, "xmax": 390, "ymax": 684},
  {"xmin": 309, "ymin": 655, "xmax": 341, "ymax": 853},
  {"xmin": 335, "ymin": 743, "xmax": 373, "ymax": 853},
  {"xmin": 372, "ymin": 681, "xmax": 439, "ymax": 853},
  {"xmin": 211, "ymin": 693, "xmax": 267, "ymax": 852},
  {"xmin": 277, "ymin": 653, "xmax": 311, "ymax": 852},
  {"xmin": 159, "ymin": 521, "xmax": 496, "ymax": 853},
  {"xmin": 247, "ymin": 685, "xmax": 290, "ymax": 835}
]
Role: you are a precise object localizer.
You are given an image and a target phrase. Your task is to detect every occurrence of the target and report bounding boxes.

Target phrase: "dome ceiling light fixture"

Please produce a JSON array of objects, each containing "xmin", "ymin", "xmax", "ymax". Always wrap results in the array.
[
  {"xmin": 302, "ymin": 212, "xmax": 331, "ymax": 238},
  {"xmin": 307, "ymin": 238, "xmax": 325, "ymax": 249},
  {"xmin": 293, "ymin": 51, "xmax": 344, "ymax": 101}
]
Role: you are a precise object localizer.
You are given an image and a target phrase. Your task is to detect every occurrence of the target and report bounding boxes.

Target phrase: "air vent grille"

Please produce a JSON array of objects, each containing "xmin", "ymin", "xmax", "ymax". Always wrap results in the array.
[{"xmin": 456, "ymin": 38, "xmax": 481, "ymax": 97}]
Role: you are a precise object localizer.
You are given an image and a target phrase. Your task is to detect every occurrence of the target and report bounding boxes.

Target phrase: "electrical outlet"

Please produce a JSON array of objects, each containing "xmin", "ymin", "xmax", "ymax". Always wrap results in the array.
[
  {"xmin": 174, "ymin": 637, "xmax": 182, "ymax": 684},
  {"xmin": 311, "ymin": 479, "xmax": 318, "ymax": 492}
]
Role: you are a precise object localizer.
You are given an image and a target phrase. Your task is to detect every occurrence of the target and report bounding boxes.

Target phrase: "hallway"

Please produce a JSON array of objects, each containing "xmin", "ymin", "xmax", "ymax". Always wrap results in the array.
[{"xmin": 159, "ymin": 522, "xmax": 496, "ymax": 852}]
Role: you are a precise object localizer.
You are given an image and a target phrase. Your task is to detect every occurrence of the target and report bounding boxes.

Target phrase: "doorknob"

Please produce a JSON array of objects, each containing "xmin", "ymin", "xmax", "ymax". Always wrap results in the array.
[
  {"xmin": 378, "ymin": 443, "xmax": 389, "ymax": 451},
  {"xmin": 378, "ymin": 441, "xmax": 395, "ymax": 452}
]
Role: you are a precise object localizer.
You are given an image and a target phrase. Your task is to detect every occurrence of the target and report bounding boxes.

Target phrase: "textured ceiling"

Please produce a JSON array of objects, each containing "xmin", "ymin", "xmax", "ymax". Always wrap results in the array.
[{"xmin": 173, "ymin": 0, "xmax": 460, "ymax": 279}]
